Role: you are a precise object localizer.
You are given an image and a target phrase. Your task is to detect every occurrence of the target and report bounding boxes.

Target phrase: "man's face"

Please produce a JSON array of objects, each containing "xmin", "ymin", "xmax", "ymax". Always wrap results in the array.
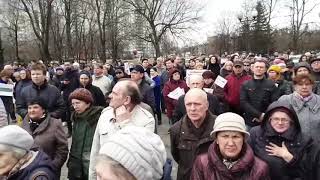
[
  {"xmin": 185, "ymin": 95, "xmax": 208, "ymax": 128},
  {"xmin": 115, "ymin": 70, "xmax": 124, "ymax": 79},
  {"xmin": 189, "ymin": 78, "xmax": 204, "ymax": 89},
  {"xmin": 142, "ymin": 60, "xmax": 149, "ymax": 68},
  {"xmin": 243, "ymin": 63, "xmax": 250, "ymax": 72},
  {"xmin": 31, "ymin": 70, "xmax": 46, "ymax": 85},
  {"xmin": 165, "ymin": 61, "xmax": 174, "ymax": 69},
  {"xmin": 253, "ymin": 62, "xmax": 266, "ymax": 76},
  {"xmin": 0, "ymin": 151, "xmax": 18, "ymax": 176},
  {"xmin": 130, "ymin": 70, "xmax": 143, "ymax": 82},
  {"xmin": 233, "ymin": 65, "xmax": 243, "ymax": 75},
  {"xmin": 174, "ymin": 57, "xmax": 182, "ymax": 66},
  {"xmin": 94, "ymin": 67, "xmax": 103, "ymax": 76},
  {"xmin": 311, "ymin": 60, "xmax": 320, "ymax": 72},
  {"xmin": 108, "ymin": 84, "xmax": 126, "ymax": 109},
  {"xmin": 216, "ymin": 131, "xmax": 244, "ymax": 159},
  {"xmin": 80, "ymin": 74, "xmax": 90, "ymax": 86}
]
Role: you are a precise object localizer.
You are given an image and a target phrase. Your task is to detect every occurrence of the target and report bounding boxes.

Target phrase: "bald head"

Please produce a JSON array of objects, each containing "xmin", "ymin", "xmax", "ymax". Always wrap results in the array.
[
  {"xmin": 189, "ymin": 75, "xmax": 204, "ymax": 89},
  {"xmin": 184, "ymin": 88, "xmax": 209, "ymax": 128},
  {"xmin": 109, "ymin": 80, "xmax": 141, "ymax": 108}
]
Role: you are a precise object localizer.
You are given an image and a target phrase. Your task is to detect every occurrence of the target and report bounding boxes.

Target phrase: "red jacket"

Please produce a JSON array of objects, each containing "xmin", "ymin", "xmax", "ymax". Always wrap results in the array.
[
  {"xmin": 191, "ymin": 143, "xmax": 270, "ymax": 180},
  {"xmin": 224, "ymin": 73, "xmax": 251, "ymax": 107}
]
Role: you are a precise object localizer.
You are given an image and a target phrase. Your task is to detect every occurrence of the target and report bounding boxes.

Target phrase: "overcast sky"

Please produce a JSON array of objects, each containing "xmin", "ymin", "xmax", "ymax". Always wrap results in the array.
[{"xmin": 183, "ymin": 0, "xmax": 320, "ymax": 46}]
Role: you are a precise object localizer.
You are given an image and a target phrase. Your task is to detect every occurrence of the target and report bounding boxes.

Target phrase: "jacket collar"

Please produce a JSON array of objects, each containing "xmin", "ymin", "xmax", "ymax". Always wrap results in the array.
[
  {"xmin": 292, "ymin": 93, "xmax": 320, "ymax": 112},
  {"xmin": 32, "ymin": 80, "xmax": 48, "ymax": 90},
  {"xmin": 23, "ymin": 114, "xmax": 51, "ymax": 135}
]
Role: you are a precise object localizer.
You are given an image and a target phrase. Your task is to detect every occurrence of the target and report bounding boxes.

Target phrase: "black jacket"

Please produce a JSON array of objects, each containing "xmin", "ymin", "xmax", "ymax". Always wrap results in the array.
[
  {"xmin": 16, "ymin": 81, "xmax": 66, "ymax": 119},
  {"xmin": 61, "ymin": 68, "xmax": 80, "ymax": 100},
  {"xmin": 249, "ymin": 101, "xmax": 320, "ymax": 180},
  {"xmin": 80, "ymin": 84, "xmax": 107, "ymax": 107},
  {"xmin": 172, "ymin": 92, "xmax": 222, "ymax": 124},
  {"xmin": 240, "ymin": 78, "xmax": 280, "ymax": 126},
  {"xmin": 139, "ymin": 79, "xmax": 156, "ymax": 111},
  {"xmin": 50, "ymin": 74, "xmax": 64, "ymax": 91}
]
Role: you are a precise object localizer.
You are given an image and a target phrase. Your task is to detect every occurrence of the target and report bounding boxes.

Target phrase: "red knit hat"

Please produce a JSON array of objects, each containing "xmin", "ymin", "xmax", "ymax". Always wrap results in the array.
[{"xmin": 69, "ymin": 88, "xmax": 94, "ymax": 104}]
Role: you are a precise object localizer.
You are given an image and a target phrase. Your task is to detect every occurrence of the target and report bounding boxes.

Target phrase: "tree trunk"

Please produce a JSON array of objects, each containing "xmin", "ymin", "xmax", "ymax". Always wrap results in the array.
[{"xmin": 14, "ymin": 26, "xmax": 20, "ymax": 62}]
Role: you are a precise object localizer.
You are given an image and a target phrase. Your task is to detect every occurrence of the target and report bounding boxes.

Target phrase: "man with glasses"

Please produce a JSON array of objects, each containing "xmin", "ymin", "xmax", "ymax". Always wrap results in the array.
[
  {"xmin": 311, "ymin": 58, "xmax": 320, "ymax": 81},
  {"xmin": 240, "ymin": 59, "xmax": 280, "ymax": 130},
  {"xmin": 224, "ymin": 61, "xmax": 252, "ymax": 115},
  {"xmin": 243, "ymin": 59, "xmax": 253, "ymax": 76}
]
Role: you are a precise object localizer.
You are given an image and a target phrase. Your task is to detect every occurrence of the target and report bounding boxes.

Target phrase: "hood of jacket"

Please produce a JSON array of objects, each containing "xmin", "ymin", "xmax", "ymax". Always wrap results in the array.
[{"xmin": 261, "ymin": 101, "xmax": 301, "ymax": 140}]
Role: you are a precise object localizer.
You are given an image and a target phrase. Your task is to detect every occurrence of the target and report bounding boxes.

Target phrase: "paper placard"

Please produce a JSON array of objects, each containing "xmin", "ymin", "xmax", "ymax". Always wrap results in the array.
[
  {"xmin": 214, "ymin": 75, "xmax": 227, "ymax": 88},
  {"xmin": 186, "ymin": 69, "xmax": 207, "ymax": 86},
  {"xmin": 0, "ymin": 83, "xmax": 14, "ymax": 96},
  {"xmin": 168, "ymin": 87, "xmax": 185, "ymax": 100},
  {"xmin": 203, "ymin": 88, "xmax": 214, "ymax": 94}
]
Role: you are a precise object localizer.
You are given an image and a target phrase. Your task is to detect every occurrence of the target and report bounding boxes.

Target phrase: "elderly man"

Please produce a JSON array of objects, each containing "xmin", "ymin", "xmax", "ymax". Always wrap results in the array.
[
  {"xmin": 170, "ymin": 88, "xmax": 217, "ymax": 180},
  {"xmin": 0, "ymin": 125, "xmax": 56, "ymax": 180},
  {"xmin": 172, "ymin": 75, "xmax": 221, "ymax": 124},
  {"xmin": 89, "ymin": 80, "xmax": 155, "ymax": 179}
]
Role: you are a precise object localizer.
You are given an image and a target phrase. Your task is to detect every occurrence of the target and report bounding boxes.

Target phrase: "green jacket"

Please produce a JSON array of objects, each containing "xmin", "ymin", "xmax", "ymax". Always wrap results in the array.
[{"xmin": 67, "ymin": 105, "xmax": 103, "ymax": 179}]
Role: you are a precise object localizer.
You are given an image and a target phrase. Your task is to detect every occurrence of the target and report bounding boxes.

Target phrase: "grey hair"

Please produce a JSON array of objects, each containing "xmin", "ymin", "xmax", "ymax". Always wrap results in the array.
[
  {"xmin": 96, "ymin": 155, "xmax": 136, "ymax": 180},
  {"xmin": 0, "ymin": 144, "xmax": 27, "ymax": 159}
]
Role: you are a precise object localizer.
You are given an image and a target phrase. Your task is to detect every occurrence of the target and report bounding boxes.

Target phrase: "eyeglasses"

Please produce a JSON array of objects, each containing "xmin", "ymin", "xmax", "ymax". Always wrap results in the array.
[{"xmin": 270, "ymin": 117, "xmax": 291, "ymax": 124}]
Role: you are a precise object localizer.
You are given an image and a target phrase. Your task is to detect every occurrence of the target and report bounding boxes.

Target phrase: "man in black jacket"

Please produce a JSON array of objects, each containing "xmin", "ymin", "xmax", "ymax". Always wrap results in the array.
[
  {"xmin": 172, "ymin": 74, "xmax": 222, "ymax": 124},
  {"xmin": 240, "ymin": 59, "xmax": 280, "ymax": 129},
  {"xmin": 16, "ymin": 63, "xmax": 66, "ymax": 119}
]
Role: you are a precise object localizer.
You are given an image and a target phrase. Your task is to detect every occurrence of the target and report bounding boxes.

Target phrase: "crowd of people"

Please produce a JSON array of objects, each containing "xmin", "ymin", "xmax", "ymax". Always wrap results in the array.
[{"xmin": 0, "ymin": 51, "xmax": 320, "ymax": 180}]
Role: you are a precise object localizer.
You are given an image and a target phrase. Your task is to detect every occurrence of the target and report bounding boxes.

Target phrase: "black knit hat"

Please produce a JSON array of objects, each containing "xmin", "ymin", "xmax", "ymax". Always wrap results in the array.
[
  {"xmin": 79, "ymin": 70, "xmax": 92, "ymax": 79},
  {"xmin": 294, "ymin": 62, "xmax": 311, "ymax": 74}
]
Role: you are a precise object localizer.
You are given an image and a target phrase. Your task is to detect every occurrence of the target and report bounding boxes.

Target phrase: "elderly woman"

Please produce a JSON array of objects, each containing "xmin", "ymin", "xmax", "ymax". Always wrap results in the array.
[
  {"xmin": 96, "ymin": 126, "xmax": 167, "ymax": 180},
  {"xmin": 67, "ymin": 88, "xmax": 104, "ymax": 180},
  {"xmin": 250, "ymin": 101, "xmax": 320, "ymax": 179},
  {"xmin": 0, "ymin": 125, "xmax": 56, "ymax": 180},
  {"xmin": 278, "ymin": 74, "xmax": 320, "ymax": 143},
  {"xmin": 21, "ymin": 97, "xmax": 68, "ymax": 176},
  {"xmin": 191, "ymin": 112, "xmax": 269, "ymax": 180}
]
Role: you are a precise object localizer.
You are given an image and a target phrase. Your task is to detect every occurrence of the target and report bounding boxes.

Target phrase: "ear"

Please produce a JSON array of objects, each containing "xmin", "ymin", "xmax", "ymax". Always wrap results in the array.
[{"xmin": 123, "ymin": 96, "xmax": 131, "ymax": 106}]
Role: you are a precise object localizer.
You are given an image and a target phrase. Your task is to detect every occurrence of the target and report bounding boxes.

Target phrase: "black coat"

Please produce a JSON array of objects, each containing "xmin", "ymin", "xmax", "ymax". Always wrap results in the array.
[
  {"xmin": 80, "ymin": 84, "xmax": 107, "ymax": 107},
  {"xmin": 249, "ymin": 101, "xmax": 320, "ymax": 180},
  {"xmin": 172, "ymin": 92, "xmax": 222, "ymax": 124},
  {"xmin": 61, "ymin": 68, "xmax": 80, "ymax": 100},
  {"xmin": 139, "ymin": 79, "xmax": 156, "ymax": 111},
  {"xmin": 240, "ymin": 78, "xmax": 280, "ymax": 126},
  {"xmin": 16, "ymin": 81, "xmax": 66, "ymax": 119}
]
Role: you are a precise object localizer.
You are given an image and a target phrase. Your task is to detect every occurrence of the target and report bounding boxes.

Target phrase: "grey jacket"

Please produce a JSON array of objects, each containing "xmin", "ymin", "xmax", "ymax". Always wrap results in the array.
[{"xmin": 278, "ymin": 93, "xmax": 320, "ymax": 143}]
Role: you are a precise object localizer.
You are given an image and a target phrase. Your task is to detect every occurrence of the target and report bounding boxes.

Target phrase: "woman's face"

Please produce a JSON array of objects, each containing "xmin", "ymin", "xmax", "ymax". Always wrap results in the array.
[
  {"xmin": 115, "ymin": 70, "xmax": 124, "ymax": 79},
  {"xmin": 210, "ymin": 57, "xmax": 216, "ymax": 64},
  {"xmin": 296, "ymin": 67, "xmax": 310, "ymax": 76},
  {"xmin": 71, "ymin": 99, "xmax": 90, "ymax": 114},
  {"xmin": 268, "ymin": 71, "xmax": 278, "ymax": 80},
  {"xmin": 294, "ymin": 79, "xmax": 313, "ymax": 97},
  {"xmin": 172, "ymin": 72, "xmax": 180, "ymax": 81},
  {"xmin": 225, "ymin": 63, "xmax": 233, "ymax": 71},
  {"xmin": 28, "ymin": 104, "xmax": 45, "ymax": 120},
  {"xmin": 301, "ymin": 56, "xmax": 307, "ymax": 62},
  {"xmin": 150, "ymin": 69, "xmax": 158, "ymax": 77},
  {"xmin": 216, "ymin": 131, "xmax": 244, "ymax": 159},
  {"xmin": 0, "ymin": 151, "xmax": 18, "ymax": 176},
  {"xmin": 20, "ymin": 70, "xmax": 27, "ymax": 79},
  {"xmin": 204, "ymin": 78, "xmax": 214, "ymax": 85},
  {"xmin": 270, "ymin": 111, "xmax": 291, "ymax": 133}
]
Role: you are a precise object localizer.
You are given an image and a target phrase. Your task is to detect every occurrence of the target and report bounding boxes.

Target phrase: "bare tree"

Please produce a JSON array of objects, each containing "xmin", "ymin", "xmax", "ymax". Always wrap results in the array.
[
  {"xmin": 20, "ymin": 0, "xmax": 54, "ymax": 63},
  {"xmin": 289, "ymin": 0, "xmax": 319, "ymax": 51},
  {"xmin": 124, "ymin": 0, "xmax": 201, "ymax": 58}
]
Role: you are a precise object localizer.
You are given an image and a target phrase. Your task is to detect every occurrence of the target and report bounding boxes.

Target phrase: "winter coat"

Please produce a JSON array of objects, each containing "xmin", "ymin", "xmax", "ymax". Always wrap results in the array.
[
  {"xmin": 274, "ymin": 79, "xmax": 292, "ymax": 96},
  {"xmin": 67, "ymin": 106, "xmax": 103, "ymax": 180},
  {"xmin": 22, "ymin": 114, "xmax": 68, "ymax": 172},
  {"xmin": 7, "ymin": 151, "xmax": 57, "ymax": 180},
  {"xmin": 88, "ymin": 105, "xmax": 155, "ymax": 179},
  {"xmin": 139, "ymin": 78, "xmax": 156, "ymax": 111},
  {"xmin": 220, "ymin": 68, "xmax": 232, "ymax": 78},
  {"xmin": 163, "ymin": 69, "xmax": 188, "ymax": 119},
  {"xmin": 207, "ymin": 63, "xmax": 221, "ymax": 77},
  {"xmin": 191, "ymin": 143, "xmax": 270, "ymax": 180},
  {"xmin": 249, "ymin": 101, "xmax": 320, "ymax": 180},
  {"xmin": 0, "ymin": 98, "xmax": 7, "ymax": 127},
  {"xmin": 240, "ymin": 78, "xmax": 280, "ymax": 127},
  {"xmin": 152, "ymin": 75, "xmax": 162, "ymax": 113},
  {"xmin": 278, "ymin": 92, "xmax": 320, "ymax": 144},
  {"xmin": 14, "ymin": 79, "xmax": 32, "ymax": 99},
  {"xmin": 0, "ymin": 81, "xmax": 15, "ymax": 120},
  {"xmin": 80, "ymin": 84, "xmax": 107, "ymax": 107},
  {"xmin": 50, "ymin": 74, "xmax": 64, "ymax": 91},
  {"xmin": 16, "ymin": 81, "xmax": 66, "ymax": 119},
  {"xmin": 160, "ymin": 70, "xmax": 170, "ymax": 88},
  {"xmin": 169, "ymin": 112, "xmax": 216, "ymax": 180},
  {"xmin": 172, "ymin": 92, "xmax": 221, "ymax": 124},
  {"xmin": 61, "ymin": 68, "xmax": 80, "ymax": 100},
  {"xmin": 224, "ymin": 73, "xmax": 252, "ymax": 108}
]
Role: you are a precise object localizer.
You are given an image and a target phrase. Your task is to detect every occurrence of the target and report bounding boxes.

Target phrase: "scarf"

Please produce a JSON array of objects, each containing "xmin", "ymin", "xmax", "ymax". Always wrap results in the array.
[
  {"xmin": 29, "ymin": 114, "xmax": 47, "ymax": 132},
  {"xmin": 222, "ymin": 159, "xmax": 239, "ymax": 169},
  {"xmin": 293, "ymin": 91, "xmax": 313, "ymax": 103}
]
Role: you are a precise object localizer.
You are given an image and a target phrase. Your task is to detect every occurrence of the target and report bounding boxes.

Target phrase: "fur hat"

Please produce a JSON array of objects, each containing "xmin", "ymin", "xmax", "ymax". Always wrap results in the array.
[{"xmin": 69, "ymin": 88, "xmax": 94, "ymax": 104}]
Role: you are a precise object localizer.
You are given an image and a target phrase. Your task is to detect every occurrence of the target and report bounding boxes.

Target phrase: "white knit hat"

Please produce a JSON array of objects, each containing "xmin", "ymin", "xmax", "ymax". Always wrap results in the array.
[
  {"xmin": 99, "ymin": 126, "xmax": 167, "ymax": 180},
  {"xmin": 210, "ymin": 112, "xmax": 250, "ymax": 138},
  {"xmin": 0, "ymin": 125, "xmax": 34, "ymax": 151}
]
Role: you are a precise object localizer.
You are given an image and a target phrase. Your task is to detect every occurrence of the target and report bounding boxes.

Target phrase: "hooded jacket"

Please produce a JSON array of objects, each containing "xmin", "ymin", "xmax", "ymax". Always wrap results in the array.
[
  {"xmin": 162, "ymin": 69, "xmax": 188, "ymax": 119},
  {"xmin": 191, "ymin": 143, "xmax": 270, "ymax": 180},
  {"xmin": 249, "ymin": 101, "xmax": 320, "ymax": 180}
]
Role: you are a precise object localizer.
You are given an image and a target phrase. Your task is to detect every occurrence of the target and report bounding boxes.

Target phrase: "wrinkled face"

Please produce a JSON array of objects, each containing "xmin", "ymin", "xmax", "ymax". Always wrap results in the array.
[
  {"xmin": 0, "ymin": 151, "xmax": 18, "ymax": 176},
  {"xmin": 253, "ymin": 62, "xmax": 266, "ymax": 76},
  {"xmin": 28, "ymin": 104, "xmax": 45, "ymax": 120},
  {"xmin": 71, "ymin": 99, "xmax": 90, "ymax": 114},
  {"xmin": 31, "ymin": 70, "xmax": 46, "ymax": 85},
  {"xmin": 311, "ymin": 61, "xmax": 320, "ymax": 71},
  {"xmin": 185, "ymin": 95, "xmax": 208, "ymax": 127},
  {"xmin": 233, "ymin": 65, "xmax": 243, "ymax": 75},
  {"xmin": 80, "ymin": 74, "xmax": 90, "ymax": 87},
  {"xmin": 108, "ymin": 84, "xmax": 126, "ymax": 109},
  {"xmin": 20, "ymin": 70, "xmax": 27, "ymax": 79},
  {"xmin": 204, "ymin": 78, "xmax": 214, "ymax": 85},
  {"xmin": 142, "ymin": 60, "xmax": 149, "ymax": 68},
  {"xmin": 172, "ymin": 72, "xmax": 180, "ymax": 81},
  {"xmin": 268, "ymin": 71, "xmax": 278, "ymax": 80},
  {"xmin": 130, "ymin": 71, "xmax": 143, "ymax": 82},
  {"xmin": 217, "ymin": 131, "xmax": 244, "ymax": 159},
  {"xmin": 294, "ymin": 79, "xmax": 313, "ymax": 97},
  {"xmin": 115, "ymin": 70, "xmax": 124, "ymax": 79},
  {"xmin": 270, "ymin": 111, "xmax": 291, "ymax": 133},
  {"xmin": 189, "ymin": 78, "xmax": 204, "ymax": 89},
  {"xmin": 296, "ymin": 67, "xmax": 310, "ymax": 76}
]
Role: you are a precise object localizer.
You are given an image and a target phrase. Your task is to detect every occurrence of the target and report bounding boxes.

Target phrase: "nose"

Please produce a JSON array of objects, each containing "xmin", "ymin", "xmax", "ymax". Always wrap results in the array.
[{"xmin": 225, "ymin": 138, "xmax": 235, "ymax": 146}]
